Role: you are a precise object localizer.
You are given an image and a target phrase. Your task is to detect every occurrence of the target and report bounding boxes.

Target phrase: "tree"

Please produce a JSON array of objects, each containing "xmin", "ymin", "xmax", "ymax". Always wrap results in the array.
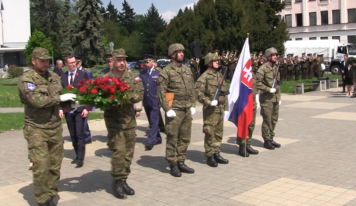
[
  {"xmin": 117, "ymin": 0, "xmax": 136, "ymax": 34},
  {"xmin": 30, "ymin": 0, "xmax": 62, "ymax": 59},
  {"xmin": 60, "ymin": 0, "xmax": 73, "ymax": 59},
  {"xmin": 25, "ymin": 29, "xmax": 53, "ymax": 66},
  {"xmin": 72, "ymin": 0, "xmax": 107, "ymax": 67},
  {"xmin": 141, "ymin": 4, "xmax": 166, "ymax": 55},
  {"xmin": 105, "ymin": 1, "xmax": 119, "ymax": 21}
]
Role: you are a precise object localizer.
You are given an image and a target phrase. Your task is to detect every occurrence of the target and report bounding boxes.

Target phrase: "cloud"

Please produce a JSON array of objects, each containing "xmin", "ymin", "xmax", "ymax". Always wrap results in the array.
[{"xmin": 161, "ymin": 10, "xmax": 176, "ymax": 23}]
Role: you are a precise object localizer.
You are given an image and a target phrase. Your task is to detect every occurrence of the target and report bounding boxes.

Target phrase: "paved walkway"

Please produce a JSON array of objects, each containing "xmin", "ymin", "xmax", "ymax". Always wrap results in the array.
[{"xmin": 1, "ymin": 88, "xmax": 356, "ymax": 206}]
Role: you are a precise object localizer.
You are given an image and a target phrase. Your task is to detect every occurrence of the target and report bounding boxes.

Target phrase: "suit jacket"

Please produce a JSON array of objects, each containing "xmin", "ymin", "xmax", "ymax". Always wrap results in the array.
[
  {"xmin": 341, "ymin": 61, "xmax": 352, "ymax": 78},
  {"xmin": 78, "ymin": 66, "xmax": 93, "ymax": 79},
  {"xmin": 53, "ymin": 67, "xmax": 64, "ymax": 77},
  {"xmin": 61, "ymin": 70, "xmax": 89, "ymax": 112},
  {"xmin": 139, "ymin": 67, "xmax": 160, "ymax": 107}
]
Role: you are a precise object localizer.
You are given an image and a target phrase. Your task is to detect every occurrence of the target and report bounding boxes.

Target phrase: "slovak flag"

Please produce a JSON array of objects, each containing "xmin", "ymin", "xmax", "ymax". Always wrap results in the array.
[{"xmin": 224, "ymin": 37, "xmax": 254, "ymax": 139}]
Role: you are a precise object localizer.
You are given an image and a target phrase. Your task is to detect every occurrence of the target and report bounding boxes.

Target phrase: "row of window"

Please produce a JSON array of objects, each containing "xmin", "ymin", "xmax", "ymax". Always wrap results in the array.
[
  {"xmin": 294, "ymin": 36, "xmax": 356, "ymax": 44},
  {"xmin": 286, "ymin": 0, "xmax": 329, "ymax": 4},
  {"xmin": 285, "ymin": 8, "xmax": 356, "ymax": 27}
]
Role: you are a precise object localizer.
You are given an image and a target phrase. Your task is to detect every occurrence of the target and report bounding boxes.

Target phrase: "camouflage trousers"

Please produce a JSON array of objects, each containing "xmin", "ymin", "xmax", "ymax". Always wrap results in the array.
[
  {"xmin": 107, "ymin": 126, "xmax": 136, "ymax": 180},
  {"xmin": 260, "ymin": 101, "xmax": 279, "ymax": 141},
  {"xmin": 237, "ymin": 106, "xmax": 257, "ymax": 145},
  {"xmin": 165, "ymin": 108, "xmax": 192, "ymax": 164},
  {"xmin": 302, "ymin": 68, "xmax": 308, "ymax": 79},
  {"xmin": 23, "ymin": 125, "xmax": 63, "ymax": 204},
  {"xmin": 203, "ymin": 109, "xmax": 224, "ymax": 157}
]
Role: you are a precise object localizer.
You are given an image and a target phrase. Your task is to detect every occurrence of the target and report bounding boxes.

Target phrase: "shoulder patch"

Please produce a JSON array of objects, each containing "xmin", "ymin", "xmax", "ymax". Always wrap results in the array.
[
  {"xmin": 135, "ymin": 77, "xmax": 141, "ymax": 82},
  {"xmin": 27, "ymin": 83, "xmax": 35, "ymax": 90}
]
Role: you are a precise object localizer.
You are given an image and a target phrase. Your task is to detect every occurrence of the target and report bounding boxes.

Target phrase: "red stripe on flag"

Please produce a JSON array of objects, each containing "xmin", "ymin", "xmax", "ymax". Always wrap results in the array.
[{"xmin": 237, "ymin": 92, "xmax": 254, "ymax": 139}]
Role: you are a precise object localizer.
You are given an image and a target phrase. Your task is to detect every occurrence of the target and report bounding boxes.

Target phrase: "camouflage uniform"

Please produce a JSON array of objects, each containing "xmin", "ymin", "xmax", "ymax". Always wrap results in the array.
[
  {"xmin": 286, "ymin": 56, "xmax": 293, "ymax": 80},
  {"xmin": 189, "ymin": 57, "xmax": 200, "ymax": 82},
  {"xmin": 309, "ymin": 55, "xmax": 316, "ymax": 79},
  {"xmin": 103, "ymin": 69, "xmax": 143, "ymax": 180},
  {"xmin": 158, "ymin": 62, "xmax": 195, "ymax": 164},
  {"xmin": 301, "ymin": 55, "xmax": 309, "ymax": 80},
  {"xmin": 256, "ymin": 62, "xmax": 281, "ymax": 142},
  {"xmin": 195, "ymin": 70, "xmax": 228, "ymax": 157},
  {"xmin": 228, "ymin": 53, "xmax": 238, "ymax": 81},
  {"xmin": 18, "ymin": 48, "xmax": 63, "ymax": 204},
  {"xmin": 294, "ymin": 56, "xmax": 300, "ymax": 81}
]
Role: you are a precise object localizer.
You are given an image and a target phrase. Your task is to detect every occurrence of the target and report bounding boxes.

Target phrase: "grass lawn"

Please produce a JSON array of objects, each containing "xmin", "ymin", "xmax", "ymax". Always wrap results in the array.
[
  {"xmin": 0, "ymin": 78, "xmax": 23, "ymax": 107},
  {"xmin": 0, "ymin": 112, "xmax": 104, "ymax": 133}
]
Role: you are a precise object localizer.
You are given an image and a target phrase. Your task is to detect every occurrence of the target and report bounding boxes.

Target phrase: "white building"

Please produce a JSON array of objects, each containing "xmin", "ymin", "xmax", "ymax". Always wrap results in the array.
[
  {"xmin": 278, "ymin": 0, "xmax": 356, "ymax": 44},
  {"xmin": 0, "ymin": 0, "xmax": 31, "ymax": 67}
]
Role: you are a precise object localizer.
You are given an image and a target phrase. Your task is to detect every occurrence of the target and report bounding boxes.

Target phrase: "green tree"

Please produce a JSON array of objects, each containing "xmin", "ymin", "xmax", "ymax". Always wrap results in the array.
[
  {"xmin": 117, "ymin": 0, "xmax": 136, "ymax": 34},
  {"xmin": 141, "ymin": 4, "xmax": 166, "ymax": 55},
  {"xmin": 105, "ymin": 1, "xmax": 119, "ymax": 21},
  {"xmin": 72, "ymin": 0, "xmax": 107, "ymax": 67},
  {"xmin": 60, "ymin": 0, "xmax": 73, "ymax": 59},
  {"xmin": 30, "ymin": 0, "xmax": 62, "ymax": 59},
  {"xmin": 25, "ymin": 29, "xmax": 53, "ymax": 66}
]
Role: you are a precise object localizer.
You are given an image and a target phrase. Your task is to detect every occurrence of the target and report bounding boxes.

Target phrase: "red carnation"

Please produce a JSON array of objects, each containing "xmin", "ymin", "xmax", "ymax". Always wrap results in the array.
[
  {"xmin": 79, "ymin": 87, "xmax": 85, "ymax": 93},
  {"xmin": 91, "ymin": 88, "xmax": 98, "ymax": 94},
  {"xmin": 120, "ymin": 86, "xmax": 125, "ymax": 92},
  {"xmin": 110, "ymin": 94, "xmax": 115, "ymax": 100},
  {"xmin": 75, "ymin": 73, "xmax": 79, "ymax": 76},
  {"xmin": 110, "ymin": 88, "xmax": 116, "ymax": 94},
  {"xmin": 113, "ymin": 78, "xmax": 120, "ymax": 85},
  {"xmin": 67, "ymin": 84, "xmax": 73, "ymax": 90}
]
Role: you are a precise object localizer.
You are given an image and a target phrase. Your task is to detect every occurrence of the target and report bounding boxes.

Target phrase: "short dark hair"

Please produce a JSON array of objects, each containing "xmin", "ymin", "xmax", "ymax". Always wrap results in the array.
[
  {"xmin": 65, "ymin": 55, "xmax": 76, "ymax": 62},
  {"xmin": 344, "ymin": 54, "xmax": 348, "ymax": 57}
]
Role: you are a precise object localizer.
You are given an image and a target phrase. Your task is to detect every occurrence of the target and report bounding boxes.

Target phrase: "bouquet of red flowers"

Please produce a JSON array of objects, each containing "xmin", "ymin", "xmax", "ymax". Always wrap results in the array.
[{"xmin": 75, "ymin": 76, "xmax": 130, "ymax": 110}]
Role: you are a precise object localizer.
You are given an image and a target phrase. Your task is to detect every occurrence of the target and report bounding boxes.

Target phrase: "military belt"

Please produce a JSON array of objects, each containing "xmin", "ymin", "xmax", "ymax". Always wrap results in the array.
[{"xmin": 174, "ymin": 95, "xmax": 190, "ymax": 101}]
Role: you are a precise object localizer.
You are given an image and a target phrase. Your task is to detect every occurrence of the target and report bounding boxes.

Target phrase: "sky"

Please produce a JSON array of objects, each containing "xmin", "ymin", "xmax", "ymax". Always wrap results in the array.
[{"xmin": 100, "ymin": 0, "xmax": 198, "ymax": 23}]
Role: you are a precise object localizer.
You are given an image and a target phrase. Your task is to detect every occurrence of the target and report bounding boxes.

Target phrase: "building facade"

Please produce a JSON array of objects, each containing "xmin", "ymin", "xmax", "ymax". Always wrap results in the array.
[
  {"xmin": 0, "ymin": 0, "xmax": 31, "ymax": 67},
  {"xmin": 278, "ymin": 0, "xmax": 356, "ymax": 43}
]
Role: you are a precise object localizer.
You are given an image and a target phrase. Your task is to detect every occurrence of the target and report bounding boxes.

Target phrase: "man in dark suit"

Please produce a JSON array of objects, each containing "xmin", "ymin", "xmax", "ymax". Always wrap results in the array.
[
  {"xmin": 341, "ymin": 54, "xmax": 348, "ymax": 93},
  {"xmin": 139, "ymin": 58, "xmax": 162, "ymax": 150},
  {"xmin": 76, "ymin": 56, "xmax": 93, "ymax": 144},
  {"xmin": 53, "ymin": 59, "xmax": 64, "ymax": 77},
  {"xmin": 59, "ymin": 55, "xmax": 89, "ymax": 168},
  {"xmin": 102, "ymin": 54, "xmax": 114, "ymax": 75}
]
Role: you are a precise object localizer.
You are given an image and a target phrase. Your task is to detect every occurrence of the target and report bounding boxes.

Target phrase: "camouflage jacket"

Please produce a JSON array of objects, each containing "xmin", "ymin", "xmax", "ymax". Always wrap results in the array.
[
  {"xmin": 158, "ymin": 62, "xmax": 196, "ymax": 112},
  {"xmin": 195, "ymin": 69, "xmax": 228, "ymax": 112},
  {"xmin": 18, "ymin": 70, "xmax": 62, "ymax": 129},
  {"xmin": 294, "ymin": 58, "xmax": 300, "ymax": 70},
  {"xmin": 103, "ymin": 70, "xmax": 144, "ymax": 129},
  {"xmin": 256, "ymin": 62, "xmax": 281, "ymax": 102}
]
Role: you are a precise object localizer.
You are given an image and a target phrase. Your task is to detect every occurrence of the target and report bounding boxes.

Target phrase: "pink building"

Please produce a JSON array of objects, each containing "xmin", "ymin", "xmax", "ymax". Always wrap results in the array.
[{"xmin": 278, "ymin": 0, "xmax": 356, "ymax": 43}]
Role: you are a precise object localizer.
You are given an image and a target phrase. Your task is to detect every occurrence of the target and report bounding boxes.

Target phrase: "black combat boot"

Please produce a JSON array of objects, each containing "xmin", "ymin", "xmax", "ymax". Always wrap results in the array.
[
  {"xmin": 264, "ymin": 140, "xmax": 275, "ymax": 150},
  {"xmin": 271, "ymin": 139, "xmax": 281, "ymax": 148},
  {"xmin": 246, "ymin": 144, "xmax": 259, "ymax": 154},
  {"xmin": 112, "ymin": 180, "xmax": 127, "ymax": 199},
  {"xmin": 170, "ymin": 163, "xmax": 182, "ymax": 177},
  {"xmin": 214, "ymin": 153, "xmax": 229, "ymax": 164},
  {"xmin": 177, "ymin": 161, "xmax": 195, "ymax": 173},
  {"xmin": 37, "ymin": 199, "xmax": 51, "ymax": 206},
  {"xmin": 122, "ymin": 180, "xmax": 135, "ymax": 195},
  {"xmin": 238, "ymin": 145, "xmax": 249, "ymax": 157},
  {"xmin": 207, "ymin": 155, "xmax": 218, "ymax": 167}
]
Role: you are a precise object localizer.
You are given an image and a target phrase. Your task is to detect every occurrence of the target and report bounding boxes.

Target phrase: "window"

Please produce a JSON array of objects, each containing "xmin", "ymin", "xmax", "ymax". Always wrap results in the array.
[
  {"xmin": 309, "ymin": 12, "xmax": 317, "ymax": 26},
  {"xmin": 320, "ymin": 37, "xmax": 328, "ymax": 40},
  {"xmin": 348, "ymin": 36, "xmax": 356, "ymax": 44},
  {"xmin": 320, "ymin": 0, "xmax": 328, "ymax": 2},
  {"xmin": 321, "ymin": 11, "xmax": 328, "ymax": 25},
  {"xmin": 348, "ymin": 9, "xmax": 356, "ymax": 23},
  {"xmin": 332, "ymin": 10, "xmax": 340, "ymax": 24},
  {"xmin": 285, "ymin": 0, "xmax": 291, "ymax": 5},
  {"xmin": 295, "ymin": 0, "xmax": 302, "ymax": 2},
  {"xmin": 309, "ymin": 37, "xmax": 317, "ymax": 40},
  {"xmin": 295, "ymin": 38, "xmax": 302, "ymax": 41},
  {"xmin": 332, "ymin": 36, "xmax": 340, "ymax": 41},
  {"xmin": 285, "ymin": 14, "xmax": 292, "ymax": 27},
  {"xmin": 296, "ymin": 13, "xmax": 303, "ymax": 26},
  {"xmin": 337, "ymin": 46, "xmax": 347, "ymax": 54}
]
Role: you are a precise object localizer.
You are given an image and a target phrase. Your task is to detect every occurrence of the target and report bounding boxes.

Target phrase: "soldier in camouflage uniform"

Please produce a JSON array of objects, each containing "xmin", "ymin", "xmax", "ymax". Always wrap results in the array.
[
  {"xmin": 18, "ymin": 48, "xmax": 77, "ymax": 206},
  {"xmin": 103, "ymin": 49, "xmax": 144, "ymax": 199},
  {"xmin": 309, "ymin": 53, "xmax": 317, "ymax": 79},
  {"xmin": 286, "ymin": 54, "xmax": 293, "ymax": 80},
  {"xmin": 195, "ymin": 53, "xmax": 229, "ymax": 167},
  {"xmin": 294, "ymin": 55, "xmax": 300, "ymax": 81},
  {"xmin": 158, "ymin": 43, "xmax": 196, "ymax": 177},
  {"xmin": 189, "ymin": 57, "xmax": 200, "ymax": 82},
  {"xmin": 301, "ymin": 53, "xmax": 309, "ymax": 80},
  {"xmin": 228, "ymin": 51, "xmax": 238, "ymax": 81},
  {"xmin": 255, "ymin": 47, "xmax": 282, "ymax": 150},
  {"xmin": 237, "ymin": 55, "xmax": 260, "ymax": 157}
]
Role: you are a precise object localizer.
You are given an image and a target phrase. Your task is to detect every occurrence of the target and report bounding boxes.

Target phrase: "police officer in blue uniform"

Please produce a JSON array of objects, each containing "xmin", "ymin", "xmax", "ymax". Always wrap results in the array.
[
  {"xmin": 139, "ymin": 58, "xmax": 162, "ymax": 150},
  {"xmin": 102, "ymin": 54, "xmax": 113, "ymax": 76}
]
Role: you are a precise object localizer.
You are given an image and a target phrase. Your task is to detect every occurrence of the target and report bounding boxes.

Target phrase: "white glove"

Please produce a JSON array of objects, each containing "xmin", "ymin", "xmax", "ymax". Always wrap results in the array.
[
  {"xmin": 190, "ymin": 107, "xmax": 196, "ymax": 115},
  {"xmin": 257, "ymin": 103, "xmax": 261, "ymax": 110},
  {"xmin": 256, "ymin": 94, "xmax": 260, "ymax": 110},
  {"xmin": 224, "ymin": 111, "xmax": 229, "ymax": 116},
  {"xmin": 270, "ymin": 88, "xmax": 276, "ymax": 93},
  {"xmin": 211, "ymin": 100, "xmax": 218, "ymax": 106},
  {"xmin": 166, "ymin": 109, "xmax": 176, "ymax": 117},
  {"xmin": 60, "ymin": 93, "xmax": 76, "ymax": 102},
  {"xmin": 279, "ymin": 100, "xmax": 282, "ymax": 105}
]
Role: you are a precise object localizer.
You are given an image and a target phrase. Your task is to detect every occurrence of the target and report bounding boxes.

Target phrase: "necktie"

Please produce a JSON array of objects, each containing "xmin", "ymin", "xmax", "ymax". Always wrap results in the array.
[{"xmin": 70, "ymin": 73, "xmax": 74, "ymax": 85}]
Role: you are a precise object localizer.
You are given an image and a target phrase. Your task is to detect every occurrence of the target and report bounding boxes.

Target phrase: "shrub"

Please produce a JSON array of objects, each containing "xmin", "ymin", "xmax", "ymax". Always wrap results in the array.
[{"xmin": 7, "ymin": 65, "xmax": 23, "ymax": 78}]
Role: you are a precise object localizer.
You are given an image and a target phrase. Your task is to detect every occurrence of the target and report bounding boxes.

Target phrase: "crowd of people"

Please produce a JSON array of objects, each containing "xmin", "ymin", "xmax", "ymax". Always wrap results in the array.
[{"xmin": 19, "ymin": 44, "xmax": 284, "ymax": 205}]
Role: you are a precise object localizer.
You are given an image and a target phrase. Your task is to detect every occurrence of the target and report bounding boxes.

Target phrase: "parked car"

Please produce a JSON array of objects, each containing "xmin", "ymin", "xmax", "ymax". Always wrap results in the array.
[
  {"xmin": 157, "ymin": 59, "xmax": 170, "ymax": 67},
  {"xmin": 160, "ymin": 61, "xmax": 170, "ymax": 68},
  {"xmin": 134, "ymin": 60, "xmax": 145, "ymax": 71},
  {"xmin": 128, "ymin": 61, "xmax": 136, "ymax": 70}
]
